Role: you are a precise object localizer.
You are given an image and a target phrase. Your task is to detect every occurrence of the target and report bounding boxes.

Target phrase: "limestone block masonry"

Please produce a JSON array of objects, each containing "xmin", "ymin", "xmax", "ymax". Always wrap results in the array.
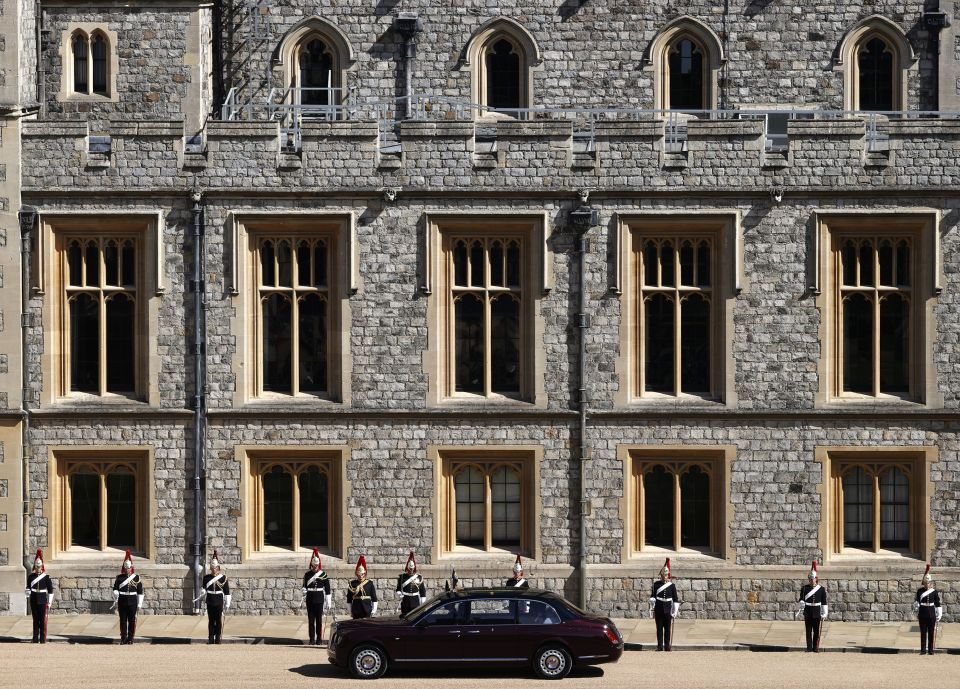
[{"xmin": 1, "ymin": 2, "xmax": 960, "ymax": 619}]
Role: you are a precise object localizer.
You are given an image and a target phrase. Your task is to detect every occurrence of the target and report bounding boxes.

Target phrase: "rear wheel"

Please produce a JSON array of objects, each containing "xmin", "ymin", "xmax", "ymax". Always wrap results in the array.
[
  {"xmin": 533, "ymin": 645, "xmax": 572, "ymax": 680},
  {"xmin": 349, "ymin": 644, "xmax": 388, "ymax": 679}
]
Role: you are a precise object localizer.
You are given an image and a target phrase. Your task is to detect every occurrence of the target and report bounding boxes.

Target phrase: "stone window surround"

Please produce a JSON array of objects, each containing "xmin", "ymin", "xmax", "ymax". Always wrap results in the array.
[
  {"xmin": 45, "ymin": 446, "xmax": 155, "ymax": 563},
  {"xmin": 36, "ymin": 212, "xmax": 166, "ymax": 407},
  {"xmin": 58, "ymin": 24, "xmax": 120, "ymax": 103},
  {"xmin": 835, "ymin": 15, "xmax": 915, "ymax": 112},
  {"xmin": 228, "ymin": 212, "xmax": 357, "ymax": 407},
  {"xmin": 617, "ymin": 444, "xmax": 735, "ymax": 564},
  {"xmin": 613, "ymin": 211, "xmax": 741, "ymax": 408},
  {"xmin": 422, "ymin": 212, "xmax": 552, "ymax": 407},
  {"xmin": 272, "ymin": 16, "xmax": 355, "ymax": 108},
  {"xmin": 236, "ymin": 445, "xmax": 351, "ymax": 563},
  {"xmin": 463, "ymin": 17, "xmax": 543, "ymax": 117},
  {"xmin": 815, "ymin": 446, "xmax": 936, "ymax": 564},
  {"xmin": 645, "ymin": 16, "xmax": 726, "ymax": 112},
  {"xmin": 428, "ymin": 445, "xmax": 542, "ymax": 563},
  {"xmin": 812, "ymin": 210, "xmax": 942, "ymax": 408}
]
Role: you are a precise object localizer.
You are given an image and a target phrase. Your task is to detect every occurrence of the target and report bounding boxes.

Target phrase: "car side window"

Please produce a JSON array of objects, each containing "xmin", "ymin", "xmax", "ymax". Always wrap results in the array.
[
  {"xmin": 468, "ymin": 599, "xmax": 516, "ymax": 625},
  {"xmin": 421, "ymin": 601, "xmax": 465, "ymax": 626},
  {"xmin": 518, "ymin": 600, "xmax": 561, "ymax": 625}
]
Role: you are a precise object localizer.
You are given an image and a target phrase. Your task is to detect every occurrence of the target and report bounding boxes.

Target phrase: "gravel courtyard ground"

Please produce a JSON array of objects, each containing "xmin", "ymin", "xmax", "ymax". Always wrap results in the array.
[{"xmin": 0, "ymin": 644, "xmax": 956, "ymax": 689}]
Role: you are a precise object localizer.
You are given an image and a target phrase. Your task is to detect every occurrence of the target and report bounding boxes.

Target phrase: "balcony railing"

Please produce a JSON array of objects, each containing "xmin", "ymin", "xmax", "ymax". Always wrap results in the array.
[{"xmin": 221, "ymin": 88, "xmax": 960, "ymax": 155}]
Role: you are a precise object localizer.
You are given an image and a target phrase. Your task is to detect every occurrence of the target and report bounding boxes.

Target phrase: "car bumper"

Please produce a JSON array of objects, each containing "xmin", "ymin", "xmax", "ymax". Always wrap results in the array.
[{"xmin": 576, "ymin": 646, "xmax": 623, "ymax": 665}]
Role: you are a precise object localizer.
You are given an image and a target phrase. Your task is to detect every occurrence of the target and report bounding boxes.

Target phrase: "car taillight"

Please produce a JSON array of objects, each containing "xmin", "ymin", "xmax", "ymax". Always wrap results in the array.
[{"xmin": 603, "ymin": 625, "xmax": 619, "ymax": 644}]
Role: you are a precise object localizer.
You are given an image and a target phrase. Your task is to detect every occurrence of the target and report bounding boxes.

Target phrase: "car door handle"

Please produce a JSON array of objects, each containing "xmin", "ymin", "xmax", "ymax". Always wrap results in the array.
[
  {"xmin": 448, "ymin": 630, "xmax": 462, "ymax": 634},
  {"xmin": 465, "ymin": 630, "xmax": 481, "ymax": 634}
]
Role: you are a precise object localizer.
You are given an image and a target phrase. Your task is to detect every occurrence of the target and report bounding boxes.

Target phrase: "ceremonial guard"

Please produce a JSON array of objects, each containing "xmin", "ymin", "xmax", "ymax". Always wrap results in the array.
[
  {"xmin": 396, "ymin": 551, "xmax": 427, "ymax": 615},
  {"xmin": 649, "ymin": 558, "xmax": 680, "ymax": 651},
  {"xmin": 796, "ymin": 560, "xmax": 828, "ymax": 652},
  {"xmin": 202, "ymin": 550, "xmax": 232, "ymax": 644},
  {"xmin": 111, "ymin": 550, "xmax": 144, "ymax": 645},
  {"xmin": 346, "ymin": 555, "xmax": 378, "ymax": 619},
  {"xmin": 914, "ymin": 564, "xmax": 943, "ymax": 655},
  {"xmin": 302, "ymin": 547, "xmax": 331, "ymax": 645},
  {"xmin": 505, "ymin": 555, "xmax": 529, "ymax": 588},
  {"xmin": 26, "ymin": 549, "xmax": 54, "ymax": 644}
]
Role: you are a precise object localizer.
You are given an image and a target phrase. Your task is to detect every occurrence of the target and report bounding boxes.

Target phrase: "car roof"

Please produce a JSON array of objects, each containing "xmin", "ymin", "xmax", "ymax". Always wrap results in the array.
[{"xmin": 435, "ymin": 587, "xmax": 567, "ymax": 603}]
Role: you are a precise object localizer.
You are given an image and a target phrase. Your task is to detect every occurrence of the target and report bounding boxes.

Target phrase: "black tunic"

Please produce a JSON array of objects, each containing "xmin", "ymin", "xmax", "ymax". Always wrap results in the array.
[
  {"xmin": 26, "ymin": 571, "xmax": 54, "ymax": 607},
  {"xmin": 649, "ymin": 580, "xmax": 680, "ymax": 615},
  {"xmin": 303, "ymin": 569, "xmax": 331, "ymax": 605},
  {"xmin": 396, "ymin": 572, "xmax": 427, "ymax": 614},
  {"xmin": 916, "ymin": 586, "xmax": 942, "ymax": 616},
  {"xmin": 112, "ymin": 573, "xmax": 143, "ymax": 608},
  {"xmin": 202, "ymin": 573, "xmax": 230, "ymax": 607},
  {"xmin": 347, "ymin": 578, "xmax": 377, "ymax": 617},
  {"xmin": 798, "ymin": 583, "xmax": 827, "ymax": 619},
  {"xmin": 504, "ymin": 577, "xmax": 530, "ymax": 589}
]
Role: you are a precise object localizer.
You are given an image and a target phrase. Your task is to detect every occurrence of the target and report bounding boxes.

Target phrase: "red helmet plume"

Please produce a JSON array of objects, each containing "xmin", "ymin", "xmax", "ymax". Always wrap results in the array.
[
  {"xmin": 923, "ymin": 563, "xmax": 932, "ymax": 583},
  {"xmin": 310, "ymin": 547, "xmax": 321, "ymax": 570},
  {"xmin": 405, "ymin": 551, "xmax": 417, "ymax": 573},
  {"xmin": 121, "ymin": 550, "xmax": 134, "ymax": 573},
  {"xmin": 808, "ymin": 560, "xmax": 818, "ymax": 580},
  {"xmin": 33, "ymin": 549, "xmax": 44, "ymax": 573},
  {"xmin": 355, "ymin": 555, "xmax": 368, "ymax": 579},
  {"xmin": 513, "ymin": 554, "xmax": 523, "ymax": 575},
  {"xmin": 659, "ymin": 557, "xmax": 671, "ymax": 578}
]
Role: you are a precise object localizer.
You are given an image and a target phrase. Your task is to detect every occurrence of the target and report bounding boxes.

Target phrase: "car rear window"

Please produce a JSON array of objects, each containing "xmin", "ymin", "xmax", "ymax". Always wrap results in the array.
[
  {"xmin": 468, "ymin": 599, "xmax": 516, "ymax": 624},
  {"xmin": 518, "ymin": 600, "xmax": 561, "ymax": 625}
]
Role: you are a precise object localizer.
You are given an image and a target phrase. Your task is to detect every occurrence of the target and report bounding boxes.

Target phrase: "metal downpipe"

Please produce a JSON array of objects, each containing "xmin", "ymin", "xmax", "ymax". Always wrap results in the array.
[
  {"xmin": 19, "ymin": 208, "xmax": 36, "ymax": 600},
  {"xmin": 190, "ymin": 190, "xmax": 206, "ymax": 613},
  {"xmin": 575, "ymin": 218, "xmax": 592, "ymax": 609}
]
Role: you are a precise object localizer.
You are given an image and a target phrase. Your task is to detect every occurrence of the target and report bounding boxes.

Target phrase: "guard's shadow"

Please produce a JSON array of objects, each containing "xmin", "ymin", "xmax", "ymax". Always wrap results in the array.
[{"xmin": 290, "ymin": 665, "xmax": 604, "ymax": 679}]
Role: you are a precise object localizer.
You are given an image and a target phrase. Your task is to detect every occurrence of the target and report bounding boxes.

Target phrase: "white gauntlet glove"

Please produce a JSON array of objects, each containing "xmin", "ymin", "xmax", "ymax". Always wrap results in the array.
[
  {"xmin": 324, "ymin": 594, "xmax": 332, "ymax": 608},
  {"xmin": 48, "ymin": 592, "xmax": 55, "ymax": 606},
  {"xmin": 649, "ymin": 598, "xmax": 656, "ymax": 619},
  {"xmin": 371, "ymin": 601, "xmax": 378, "ymax": 615},
  {"xmin": 24, "ymin": 589, "xmax": 30, "ymax": 598},
  {"xmin": 224, "ymin": 594, "xmax": 232, "ymax": 609},
  {"xmin": 913, "ymin": 601, "xmax": 920, "ymax": 614},
  {"xmin": 396, "ymin": 590, "xmax": 404, "ymax": 599},
  {"xmin": 302, "ymin": 587, "xmax": 308, "ymax": 596},
  {"xmin": 419, "ymin": 596, "xmax": 427, "ymax": 607},
  {"xmin": 936, "ymin": 607, "xmax": 943, "ymax": 622},
  {"xmin": 796, "ymin": 602, "xmax": 804, "ymax": 617},
  {"xmin": 820, "ymin": 604, "xmax": 829, "ymax": 619},
  {"xmin": 671, "ymin": 602, "xmax": 680, "ymax": 619},
  {"xmin": 112, "ymin": 590, "xmax": 120, "ymax": 603},
  {"xmin": 137, "ymin": 594, "xmax": 144, "ymax": 609}
]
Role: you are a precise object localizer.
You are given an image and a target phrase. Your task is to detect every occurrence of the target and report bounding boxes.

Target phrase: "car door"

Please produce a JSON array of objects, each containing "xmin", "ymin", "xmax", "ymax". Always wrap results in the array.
[
  {"xmin": 396, "ymin": 600, "xmax": 469, "ymax": 665},
  {"xmin": 513, "ymin": 599, "xmax": 564, "ymax": 659},
  {"xmin": 461, "ymin": 598, "xmax": 525, "ymax": 664}
]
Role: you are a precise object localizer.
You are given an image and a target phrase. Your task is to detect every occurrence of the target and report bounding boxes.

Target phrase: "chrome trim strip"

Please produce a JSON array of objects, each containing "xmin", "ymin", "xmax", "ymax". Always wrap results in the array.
[
  {"xmin": 577, "ymin": 654, "xmax": 609, "ymax": 660},
  {"xmin": 394, "ymin": 657, "xmax": 527, "ymax": 663}
]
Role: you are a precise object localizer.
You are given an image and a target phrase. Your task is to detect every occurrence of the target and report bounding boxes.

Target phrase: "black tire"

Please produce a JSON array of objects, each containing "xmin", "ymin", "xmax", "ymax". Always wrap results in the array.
[
  {"xmin": 349, "ymin": 644, "xmax": 388, "ymax": 679},
  {"xmin": 532, "ymin": 645, "xmax": 572, "ymax": 680}
]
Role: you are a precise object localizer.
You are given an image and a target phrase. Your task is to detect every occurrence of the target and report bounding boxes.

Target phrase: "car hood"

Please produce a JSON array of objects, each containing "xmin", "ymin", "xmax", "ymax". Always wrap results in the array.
[{"xmin": 334, "ymin": 615, "xmax": 410, "ymax": 631}]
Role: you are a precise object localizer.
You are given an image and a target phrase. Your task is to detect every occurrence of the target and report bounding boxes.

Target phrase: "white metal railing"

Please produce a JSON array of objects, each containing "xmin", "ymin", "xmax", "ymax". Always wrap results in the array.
[{"xmin": 218, "ymin": 88, "xmax": 960, "ymax": 154}]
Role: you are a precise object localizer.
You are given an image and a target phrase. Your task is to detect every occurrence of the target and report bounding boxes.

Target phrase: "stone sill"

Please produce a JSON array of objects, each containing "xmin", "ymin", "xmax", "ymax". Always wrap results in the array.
[{"xmin": 587, "ymin": 562, "xmax": 952, "ymax": 579}]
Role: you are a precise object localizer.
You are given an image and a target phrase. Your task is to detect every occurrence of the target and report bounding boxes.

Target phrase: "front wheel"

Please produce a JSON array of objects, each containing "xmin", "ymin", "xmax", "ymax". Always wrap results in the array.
[
  {"xmin": 533, "ymin": 645, "xmax": 572, "ymax": 680},
  {"xmin": 349, "ymin": 644, "xmax": 388, "ymax": 679}
]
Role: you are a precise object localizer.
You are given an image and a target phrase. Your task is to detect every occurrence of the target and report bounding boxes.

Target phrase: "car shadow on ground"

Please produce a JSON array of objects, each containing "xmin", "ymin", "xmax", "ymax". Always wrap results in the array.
[{"xmin": 289, "ymin": 665, "xmax": 606, "ymax": 680}]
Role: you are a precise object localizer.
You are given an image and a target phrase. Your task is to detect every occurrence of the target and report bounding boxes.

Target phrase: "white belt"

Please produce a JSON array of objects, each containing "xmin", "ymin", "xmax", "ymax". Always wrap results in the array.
[
  {"xmin": 402, "ymin": 591, "xmax": 420, "ymax": 596},
  {"xmin": 655, "ymin": 597, "xmax": 672, "ymax": 602},
  {"xmin": 119, "ymin": 591, "xmax": 139, "ymax": 596},
  {"xmin": 920, "ymin": 602, "xmax": 936, "ymax": 607},
  {"xmin": 206, "ymin": 591, "xmax": 224, "ymax": 595},
  {"xmin": 805, "ymin": 602, "xmax": 821, "ymax": 606}
]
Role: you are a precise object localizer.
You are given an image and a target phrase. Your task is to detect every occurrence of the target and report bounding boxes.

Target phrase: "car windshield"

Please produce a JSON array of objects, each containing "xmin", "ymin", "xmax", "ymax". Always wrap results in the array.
[
  {"xmin": 417, "ymin": 600, "xmax": 468, "ymax": 626},
  {"xmin": 399, "ymin": 594, "xmax": 436, "ymax": 620}
]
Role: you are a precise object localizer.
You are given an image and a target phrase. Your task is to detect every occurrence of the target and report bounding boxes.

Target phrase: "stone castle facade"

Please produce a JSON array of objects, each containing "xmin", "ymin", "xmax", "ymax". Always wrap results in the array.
[{"xmin": 1, "ymin": 1, "xmax": 959, "ymax": 620}]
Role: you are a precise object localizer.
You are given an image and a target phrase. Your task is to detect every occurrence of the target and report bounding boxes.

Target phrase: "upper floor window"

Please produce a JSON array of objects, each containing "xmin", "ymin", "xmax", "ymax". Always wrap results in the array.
[
  {"xmin": 858, "ymin": 37, "xmax": 895, "ymax": 111},
  {"xmin": 667, "ymin": 37, "xmax": 706, "ymax": 110},
  {"xmin": 838, "ymin": 17, "xmax": 913, "ymax": 112},
  {"xmin": 484, "ymin": 38, "xmax": 522, "ymax": 110},
  {"xmin": 70, "ymin": 30, "xmax": 111, "ymax": 97},
  {"xmin": 648, "ymin": 17, "xmax": 724, "ymax": 111},
  {"xmin": 296, "ymin": 37, "xmax": 337, "ymax": 112},
  {"xmin": 466, "ymin": 19, "xmax": 541, "ymax": 117},
  {"xmin": 275, "ymin": 17, "xmax": 354, "ymax": 120}
]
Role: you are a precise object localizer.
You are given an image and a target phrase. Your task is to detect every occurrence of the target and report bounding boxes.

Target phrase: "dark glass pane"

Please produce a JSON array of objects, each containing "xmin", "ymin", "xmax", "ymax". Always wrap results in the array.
[
  {"xmin": 298, "ymin": 294, "xmax": 327, "ymax": 394},
  {"xmin": 453, "ymin": 241, "xmax": 468, "ymax": 286},
  {"xmin": 842, "ymin": 294, "xmax": 872, "ymax": 394},
  {"xmin": 878, "ymin": 241, "xmax": 893, "ymax": 286},
  {"xmin": 296, "ymin": 242, "xmax": 311, "ymax": 287},
  {"xmin": 91, "ymin": 34, "xmax": 108, "ymax": 94},
  {"xmin": 68, "ymin": 242, "xmax": 83, "ymax": 286},
  {"xmin": 841, "ymin": 241, "xmax": 857, "ymax": 286},
  {"xmin": 455, "ymin": 467, "xmax": 485, "ymax": 546},
  {"xmin": 680, "ymin": 294, "xmax": 710, "ymax": 394},
  {"xmin": 106, "ymin": 295, "xmax": 136, "ymax": 393},
  {"xmin": 106, "ymin": 472, "xmax": 136, "ymax": 548},
  {"xmin": 679, "ymin": 242, "xmax": 694, "ymax": 286},
  {"xmin": 85, "ymin": 242, "xmax": 100, "ymax": 287},
  {"xmin": 262, "ymin": 466, "xmax": 293, "ymax": 548},
  {"xmin": 70, "ymin": 293, "xmax": 99, "ymax": 393},
  {"xmin": 260, "ymin": 241, "xmax": 275, "ymax": 286},
  {"xmin": 121, "ymin": 241, "xmax": 136, "ymax": 287},
  {"xmin": 680, "ymin": 467, "xmax": 710, "ymax": 548},
  {"xmin": 298, "ymin": 467, "xmax": 329, "ymax": 548},
  {"xmin": 490, "ymin": 241, "xmax": 504, "ymax": 287},
  {"xmin": 104, "ymin": 241, "xmax": 119, "ymax": 286},
  {"xmin": 300, "ymin": 40, "xmax": 333, "ymax": 106},
  {"xmin": 879, "ymin": 469, "xmax": 909, "ymax": 548},
  {"xmin": 470, "ymin": 241, "xmax": 484, "ymax": 287},
  {"xmin": 454, "ymin": 295, "xmax": 484, "ymax": 393},
  {"xmin": 262, "ymin": 294, "xmax": 292, "ymax": 393},
  {"xmin": 879, "ymin": 294, "xmax": 909, "ymax": 394},
  {"xmin": 491, "ymin": 467, "xmax": 521, "ymax": 546},
  {"xmin": 858, "ymin": 37, "xmax": 894, "ymax": 112},
  {"xmin": 643, "ymin": 242, "xmax": 658, "ymax": 287},
  {"xmin": 696, "ymin": 241, "xmax": 711, "ymax": 287},
  {"xmin": 277, "ymin": 240, "xmax": 293, "ymax": 287},
  {"xmin": 491, "ymin": 295, "xmax": 520, "ymax": 394},
  {"xmin": 486, "ymin": 39, "xmax": 521, "ymax": 110},
  {"xmin": 896, "ymin": 241, "xmax": 910, "ymax": 287},
  {"xmin": 843, "ymin": 468, "xmax": 873, "ymax": 548},
  {"xmin": 644, "ymin": 466, "xmax": 674, "ymax": 547},
  {"xmin": 644, "ymin": 294, "xmax": 675, "ymax": 393},
  {"xmin": 668, "ymin": 38, "xmax": 704, "ymax": 110},
  {"xmin": 314, "ymin": 241, "xmax": 328, "ymax": 287},
  {"xmin": 506, "ymin": 241, "xmax": 521, "ymax": 288},
  {"xmin": 660, "ymin": 242, "xmax": 675, "ymax": 287},
  {"xmin": 859, "ymin": 241, "xmax": 875, "ymax": 286},
  {"xmin": 70, "ymin": 473, "xmax": 100, "ymax": 547},
  {"xmin": 73, "ymin": 35, "xmax": 88, "ymax": 94}
]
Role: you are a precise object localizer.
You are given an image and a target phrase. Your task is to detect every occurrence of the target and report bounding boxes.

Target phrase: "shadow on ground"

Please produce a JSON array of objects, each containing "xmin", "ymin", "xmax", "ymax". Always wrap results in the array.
[{"xmin": 289, "ymin": 665, "xmax": 606, "ymax": 679}]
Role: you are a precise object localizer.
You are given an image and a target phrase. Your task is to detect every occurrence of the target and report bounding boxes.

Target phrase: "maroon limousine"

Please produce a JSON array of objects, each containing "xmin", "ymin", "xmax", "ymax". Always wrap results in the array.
[{"xmin": 327, "ymin": 588, "xmax": 624, "ymax": 679}]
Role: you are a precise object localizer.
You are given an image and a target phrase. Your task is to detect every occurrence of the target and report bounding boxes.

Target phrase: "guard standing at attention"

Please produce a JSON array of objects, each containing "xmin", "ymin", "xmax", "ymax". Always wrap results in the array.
[
  {"xmin": 396, "ymin": 551, "xmax": 427, "ymax": 615},
  {"xmin": 112, "ymin": 550, "xmax": 144, "ymax": 645},
  {"xmin": 649, "ymin": 558, "xmax": 680, "ymax": 651},
  {"xmin": 796, "ymin": 560, "xmax": 828, "ymax": 652},
  {"xmin": 914, "ymin": 563, "xmax": 943, "ymax": 655},
  {"xmin": 202, "ymin": 550, "xmax": 232, "ymax": 644},
  {"xmin": 347, "ymin": 555, "xmax": 378, "ymax": 619},
  {"xmin": 26, "ymin": 549, "xmax": 54, "ymax": 644},
  {"xmin": 302, "ymin": 547, "xmax": 332, "ymax": 645},
  {"xmin": 505, "ymin": 555, "xmax": 529, "ymax": 588}
]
